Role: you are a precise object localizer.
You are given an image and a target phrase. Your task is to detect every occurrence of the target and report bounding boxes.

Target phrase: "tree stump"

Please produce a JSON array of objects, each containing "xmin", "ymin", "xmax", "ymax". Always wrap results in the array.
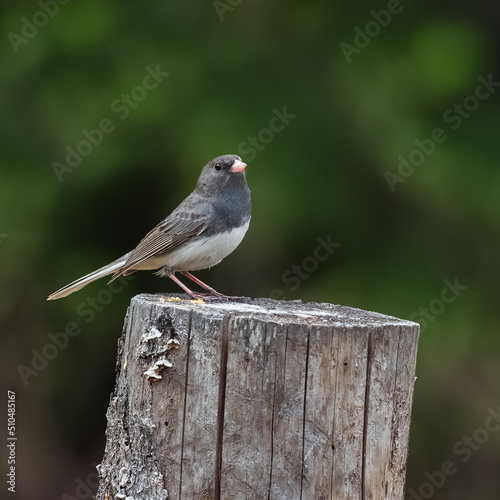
[{"xmin": 96, "ymin": 294, "xmax": 419, "ymax": 500}]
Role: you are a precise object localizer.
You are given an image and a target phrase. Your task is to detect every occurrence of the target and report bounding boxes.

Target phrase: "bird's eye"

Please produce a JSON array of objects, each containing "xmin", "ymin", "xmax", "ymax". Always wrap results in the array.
[{"xmin": 215, "ymin": 163, "xmax": 222, "ymax": 171}]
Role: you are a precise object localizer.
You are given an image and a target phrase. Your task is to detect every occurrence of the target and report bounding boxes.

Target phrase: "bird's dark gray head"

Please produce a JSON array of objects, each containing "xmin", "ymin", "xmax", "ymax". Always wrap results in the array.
[{"xmin": 196, "ymin": 154, "xmax": 247, "ymax": 194}]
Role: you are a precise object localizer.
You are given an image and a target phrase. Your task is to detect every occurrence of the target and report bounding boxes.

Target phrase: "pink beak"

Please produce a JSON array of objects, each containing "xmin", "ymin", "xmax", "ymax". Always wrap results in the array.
[{"xmin": 230, "ymin": 159, "xmax": 247, "ymax": 173}]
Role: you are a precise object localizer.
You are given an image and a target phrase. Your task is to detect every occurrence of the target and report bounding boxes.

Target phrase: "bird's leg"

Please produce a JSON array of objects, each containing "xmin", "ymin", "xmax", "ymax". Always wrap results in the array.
[
  {"xmin": 168, "ymin": 273, "xmax": 200, "ymax": 299},
  {"xmin": 181, "ymin": 271, "xmax": 226, "ymax": 297}
]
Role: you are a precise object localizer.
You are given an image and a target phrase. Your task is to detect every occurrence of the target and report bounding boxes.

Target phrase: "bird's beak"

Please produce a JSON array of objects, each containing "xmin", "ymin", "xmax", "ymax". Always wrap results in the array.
[{"xmin": 230, "ymin": 160, "xmax": 247, "ymax": 173}]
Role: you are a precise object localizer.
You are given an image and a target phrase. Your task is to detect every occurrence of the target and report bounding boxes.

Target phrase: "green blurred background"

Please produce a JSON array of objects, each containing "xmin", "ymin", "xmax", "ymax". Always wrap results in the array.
[{"xmin": 1, "ymin": 0, "xmax": 499, "ymax": 498}]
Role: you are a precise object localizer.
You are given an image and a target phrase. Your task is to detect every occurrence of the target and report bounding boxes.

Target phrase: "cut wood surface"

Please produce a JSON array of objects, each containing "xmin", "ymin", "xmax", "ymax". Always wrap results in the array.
[{"xmin": 96, "ymin": 294, "xmax": 419, "ymax": 500}]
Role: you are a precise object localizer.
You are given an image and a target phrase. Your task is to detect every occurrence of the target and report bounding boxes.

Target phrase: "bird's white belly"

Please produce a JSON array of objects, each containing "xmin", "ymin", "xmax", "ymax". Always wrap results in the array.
[{"xmin": 155, "ymin": 220, "xmax": 250, "ymax": 272}]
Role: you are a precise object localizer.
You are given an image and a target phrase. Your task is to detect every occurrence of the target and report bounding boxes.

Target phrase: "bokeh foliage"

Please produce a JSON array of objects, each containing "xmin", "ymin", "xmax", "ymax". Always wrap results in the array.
[{"xmin": 1, "ymin": 0, "xmax": 500, "ymax": 498}]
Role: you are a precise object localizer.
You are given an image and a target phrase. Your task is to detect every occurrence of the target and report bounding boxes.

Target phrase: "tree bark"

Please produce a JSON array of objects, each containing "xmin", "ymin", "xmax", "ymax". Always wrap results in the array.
[{"xmin": 96, "ymin": 294, "xmax": 419, "ymax": 500}]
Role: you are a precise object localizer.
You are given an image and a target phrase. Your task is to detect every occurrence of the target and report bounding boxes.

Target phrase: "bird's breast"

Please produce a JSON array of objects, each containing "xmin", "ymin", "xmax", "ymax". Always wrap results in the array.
[{"xmin": 160, "ymin": 218, "xmax": 251, "ymax": 272}]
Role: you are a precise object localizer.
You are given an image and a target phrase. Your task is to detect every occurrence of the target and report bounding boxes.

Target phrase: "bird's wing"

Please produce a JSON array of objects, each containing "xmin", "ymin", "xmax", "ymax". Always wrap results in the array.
[{"xmin": 111, "ymin": 207, "xmax": 211, "ymax": 278}]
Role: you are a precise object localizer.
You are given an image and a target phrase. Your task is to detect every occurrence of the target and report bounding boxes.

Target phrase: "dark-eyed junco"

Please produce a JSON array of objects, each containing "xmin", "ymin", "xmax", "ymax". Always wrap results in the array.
[{"xmin": 48, "ymin": 154, "xmax": 251, "ymax": 300}]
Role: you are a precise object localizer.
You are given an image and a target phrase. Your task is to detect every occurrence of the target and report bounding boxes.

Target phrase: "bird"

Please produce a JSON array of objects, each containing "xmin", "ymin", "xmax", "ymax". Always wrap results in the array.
[{"xmin": 47, "ymin": 154, "xmax": 251, "ymax": 301}]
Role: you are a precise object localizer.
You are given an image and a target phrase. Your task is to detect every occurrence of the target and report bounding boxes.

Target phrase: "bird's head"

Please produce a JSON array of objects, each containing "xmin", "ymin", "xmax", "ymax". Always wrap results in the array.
[{"xmin": 196, "ymin": 154, "xmax": 247, "ymax": 193}]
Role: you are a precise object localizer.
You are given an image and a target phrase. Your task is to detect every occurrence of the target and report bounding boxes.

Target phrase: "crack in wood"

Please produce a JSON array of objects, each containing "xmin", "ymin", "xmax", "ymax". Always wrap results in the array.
[
  {"xmin": 329, "ymin": 326, "xmax": 340, "ymax": 498},
  {"xmin": 214, "ymin": 314, "xmax": 231, "ymax": 500},
  {"xmin": 178, "ymin": 310, "xmax": 193, "ymax": 500},
  {"xmin": 267, "ymin": 323, "xmax": 277, "ymax": 500},
  {"xmin": 300, "ymin": 323, "xmax": 312, "ymax": 499},
  {"xmin": 361, "ymin": 331, "xmax": 374, "ymax": 500}
]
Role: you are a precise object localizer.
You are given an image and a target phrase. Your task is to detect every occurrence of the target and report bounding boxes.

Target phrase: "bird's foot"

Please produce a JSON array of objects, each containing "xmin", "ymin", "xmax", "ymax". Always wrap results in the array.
[
  {"xmin": 189, "ymin": 290, "xmax": 226, "ymax": 301},
  {"xmin": 188, "ymin": 291, "xmax": 244, "ymax": 302}
]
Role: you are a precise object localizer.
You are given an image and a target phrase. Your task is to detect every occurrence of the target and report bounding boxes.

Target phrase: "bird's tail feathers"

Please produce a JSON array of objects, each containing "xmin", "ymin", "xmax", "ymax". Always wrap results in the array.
[{"xmin": 47, "ymin": 252, "xmax": 131, "ymax": 301}]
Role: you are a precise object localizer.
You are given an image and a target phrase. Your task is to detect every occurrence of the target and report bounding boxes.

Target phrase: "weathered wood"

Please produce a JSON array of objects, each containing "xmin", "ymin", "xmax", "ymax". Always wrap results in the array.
[{"xmin": 96, "ymin": 294, "xmax": 419, "ymax": 500}]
